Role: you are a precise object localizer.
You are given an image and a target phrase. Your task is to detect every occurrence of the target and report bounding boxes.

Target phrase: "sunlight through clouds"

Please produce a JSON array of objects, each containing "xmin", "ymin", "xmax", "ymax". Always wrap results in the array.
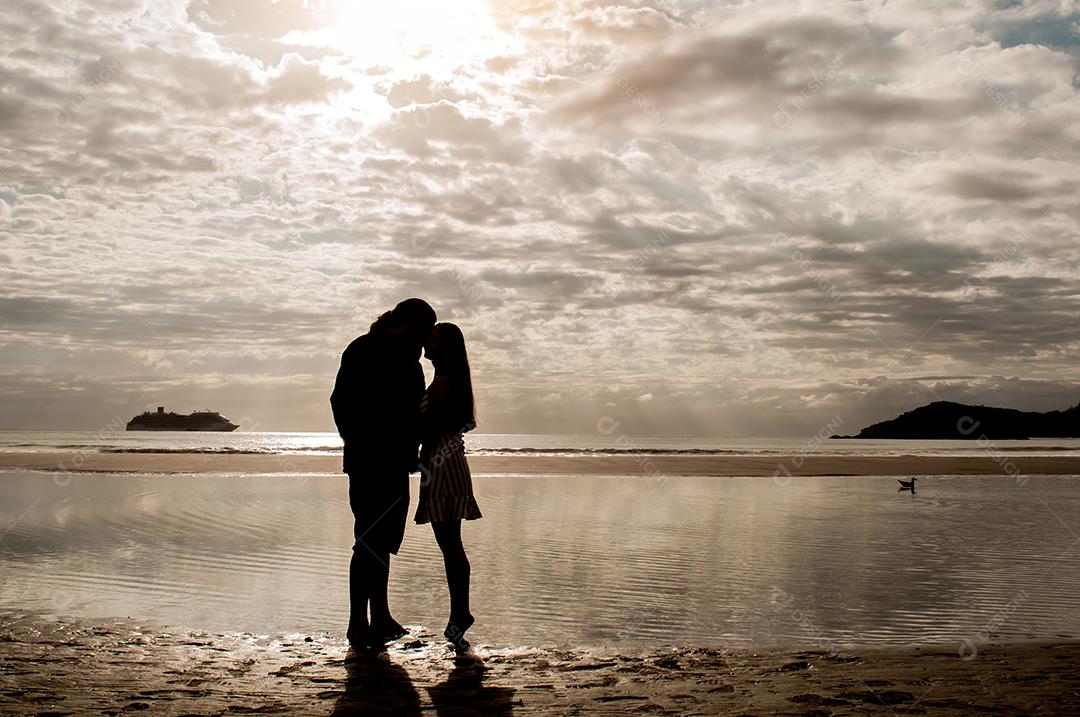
[{"xmin": 1, "ymin": 0, "xmax": 1079, "ymax": 432}]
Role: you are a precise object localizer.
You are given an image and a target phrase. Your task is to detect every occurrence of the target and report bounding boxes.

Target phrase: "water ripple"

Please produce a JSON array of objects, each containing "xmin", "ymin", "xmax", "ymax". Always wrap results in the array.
[{"xmin": 1, "ymin": 472, "xmax": 1079, "ymax": 647}]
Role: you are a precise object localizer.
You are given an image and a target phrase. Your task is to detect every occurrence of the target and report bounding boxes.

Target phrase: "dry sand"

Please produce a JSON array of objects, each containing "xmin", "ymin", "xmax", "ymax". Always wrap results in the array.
[
  {"xmin": 1, "ymin": 451, "xmax": 1079, "ymax": 477},
  {"xmin": 2, "ymin": 613, "xmax": 1078, "ymax": 716}
]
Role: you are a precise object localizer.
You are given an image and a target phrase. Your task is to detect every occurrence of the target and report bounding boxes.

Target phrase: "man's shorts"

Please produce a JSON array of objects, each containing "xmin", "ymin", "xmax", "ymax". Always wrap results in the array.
[{"xmin": 348, "ymin": 470, "xmax": 410, "ymax": 555}]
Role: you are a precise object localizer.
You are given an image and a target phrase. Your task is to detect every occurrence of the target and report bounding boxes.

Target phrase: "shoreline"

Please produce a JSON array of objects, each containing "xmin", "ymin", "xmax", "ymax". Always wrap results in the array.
[
  {"xmin": 2, "ymin": 612, "xmax": 1078, "ymax": 715},
  {"xmin": 1, "ymin": 451, "xmax": 1079, "ymax": 476}
]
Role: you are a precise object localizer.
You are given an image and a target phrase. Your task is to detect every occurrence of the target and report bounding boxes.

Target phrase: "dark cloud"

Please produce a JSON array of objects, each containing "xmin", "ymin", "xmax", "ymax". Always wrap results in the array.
[
  {"xmin": 942, "ymin": 169, "xmax": 1040, "ymax": 202},
  {"xmin": 552, "ymin": 15, "xmax": 909, "ymax": 129},
  {"xmin": 860, "ymin": 238, "xmax": 983, "ymax": 277},
  {"xmin": 0, "ymin": 95, "xmax": 24, "ymax": 129}
]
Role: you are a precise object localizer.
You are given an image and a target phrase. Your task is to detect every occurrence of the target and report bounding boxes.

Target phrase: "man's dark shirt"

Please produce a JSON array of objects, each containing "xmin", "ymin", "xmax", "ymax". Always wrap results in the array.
[{"xmin": 330, "ymin": 330, "xmax": 425, "ymax": 475}]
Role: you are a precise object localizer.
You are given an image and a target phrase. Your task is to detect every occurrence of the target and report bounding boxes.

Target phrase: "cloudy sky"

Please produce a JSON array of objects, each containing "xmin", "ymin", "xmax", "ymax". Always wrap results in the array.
[{"xmin": 1, "ymin": 0, "xmax": 1079, "ymax": 436}]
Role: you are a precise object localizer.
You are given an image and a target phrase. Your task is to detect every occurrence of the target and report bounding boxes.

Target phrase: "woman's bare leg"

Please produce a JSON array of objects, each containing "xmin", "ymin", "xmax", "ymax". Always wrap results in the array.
[{"xmin": 432, "ymin": 519, "xmax": 473, "ymax": 647}]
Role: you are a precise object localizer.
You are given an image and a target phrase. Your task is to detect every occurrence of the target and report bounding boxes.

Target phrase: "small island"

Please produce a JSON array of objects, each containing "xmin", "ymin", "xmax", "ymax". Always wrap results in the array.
[
  {"xmin": 126, "ymin": 406, "xmax": 239, "ymax": 432},
  {"xmin": 834, "ymin": 400, "xmax": 1080, "ymax": 440}
]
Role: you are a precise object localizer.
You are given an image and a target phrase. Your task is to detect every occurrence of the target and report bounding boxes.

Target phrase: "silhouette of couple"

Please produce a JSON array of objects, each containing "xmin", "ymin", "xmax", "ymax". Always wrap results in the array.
[{"xmin": 330, "ymin": 298, "xmax": 482, "ymax": 651}]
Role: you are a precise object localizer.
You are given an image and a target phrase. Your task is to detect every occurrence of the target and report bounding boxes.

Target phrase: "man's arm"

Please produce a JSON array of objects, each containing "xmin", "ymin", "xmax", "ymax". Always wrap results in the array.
[{"xmin": 330, "ymin": 339, "xmax": 367, "ymax": 441}]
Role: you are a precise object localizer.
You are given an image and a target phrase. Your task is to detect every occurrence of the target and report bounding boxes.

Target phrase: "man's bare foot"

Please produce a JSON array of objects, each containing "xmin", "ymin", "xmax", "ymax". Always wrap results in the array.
[
  {"xmin": 347, "ymin": 625, "xmax": 371, "ymax": 648},
  {"xmin": 347, "ymin": 627, "xmax": 393, "ymax": 652},
  {"xmin": 370, "ymin": 619, "xmax": 408, "ymax": 642}
]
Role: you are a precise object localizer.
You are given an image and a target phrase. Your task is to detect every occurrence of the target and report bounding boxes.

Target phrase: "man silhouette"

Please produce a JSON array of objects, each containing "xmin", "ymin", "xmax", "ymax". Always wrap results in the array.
[{"xmin": 331, "ymin": 298, "xmax": 436, "ymax": 647}]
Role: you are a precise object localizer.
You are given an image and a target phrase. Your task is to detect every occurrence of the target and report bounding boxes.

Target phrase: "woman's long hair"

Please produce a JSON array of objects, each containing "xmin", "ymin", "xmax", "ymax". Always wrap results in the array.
[
  {"xmin": 435, "ymin": 322, "xmax": 476, "ymax": 432},
  {"xmin": 370, "ymin": 310, "xmax": 395, "ymax": 333}
]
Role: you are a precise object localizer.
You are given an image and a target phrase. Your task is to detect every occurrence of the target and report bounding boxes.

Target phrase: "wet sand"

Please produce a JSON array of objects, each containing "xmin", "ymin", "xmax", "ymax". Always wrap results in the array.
[
  {"xmin": 2, "ymin": 613, "xmax": 1078, "ymax": 716},
  {"xmin": 2, "ymin": 451, "xmax": 1078, "ymax": 476}
]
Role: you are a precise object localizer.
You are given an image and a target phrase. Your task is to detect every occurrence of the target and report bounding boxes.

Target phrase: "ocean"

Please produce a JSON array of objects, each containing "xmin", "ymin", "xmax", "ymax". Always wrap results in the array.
[{"xmin": 3, "ymin": 430, "xmax": 1080, "ymax": 459}]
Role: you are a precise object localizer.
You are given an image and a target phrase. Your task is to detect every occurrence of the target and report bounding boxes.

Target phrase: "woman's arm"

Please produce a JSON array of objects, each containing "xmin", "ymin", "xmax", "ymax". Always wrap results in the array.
[{"xmin": 422, "ymin": 375, "xmax": 454, "ymax": 433}]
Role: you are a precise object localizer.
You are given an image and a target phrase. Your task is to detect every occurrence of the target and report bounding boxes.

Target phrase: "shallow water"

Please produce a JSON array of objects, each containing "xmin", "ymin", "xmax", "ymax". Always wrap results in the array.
[{"xmin": 1, "ymin": 470, "xmax": 1078, "ymax": 650}]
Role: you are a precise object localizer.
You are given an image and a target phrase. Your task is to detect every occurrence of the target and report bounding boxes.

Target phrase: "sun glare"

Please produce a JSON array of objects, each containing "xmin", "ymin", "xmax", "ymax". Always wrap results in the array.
[{"xmin": 329, "ymin": 0, "xmax": 507, "ymax": 68}]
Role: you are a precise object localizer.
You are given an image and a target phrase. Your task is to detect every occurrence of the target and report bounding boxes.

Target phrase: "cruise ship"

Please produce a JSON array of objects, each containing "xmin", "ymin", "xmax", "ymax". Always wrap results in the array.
[{"xmin": 126, "ymin": 407, "xmax": 239, "ymax": 432}]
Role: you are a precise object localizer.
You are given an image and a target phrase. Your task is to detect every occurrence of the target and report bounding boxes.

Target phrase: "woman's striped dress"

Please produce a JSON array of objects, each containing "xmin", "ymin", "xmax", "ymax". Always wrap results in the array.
[{"xmin": 414, "ymin": 384, "xmax": 482, "ymax": 524}]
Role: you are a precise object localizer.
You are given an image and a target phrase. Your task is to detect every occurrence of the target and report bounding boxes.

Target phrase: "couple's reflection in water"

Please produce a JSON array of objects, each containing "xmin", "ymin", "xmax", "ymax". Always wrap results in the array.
[{"xmin": 332, "ymin": 648, "xmax": 517, "ymax": 716}]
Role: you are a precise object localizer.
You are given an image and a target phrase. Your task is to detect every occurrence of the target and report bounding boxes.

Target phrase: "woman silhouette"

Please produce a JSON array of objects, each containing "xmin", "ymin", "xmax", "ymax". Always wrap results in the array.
[{"xmin": 416, "ymin": 322, "xmax": 482, "ymax": 649}]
